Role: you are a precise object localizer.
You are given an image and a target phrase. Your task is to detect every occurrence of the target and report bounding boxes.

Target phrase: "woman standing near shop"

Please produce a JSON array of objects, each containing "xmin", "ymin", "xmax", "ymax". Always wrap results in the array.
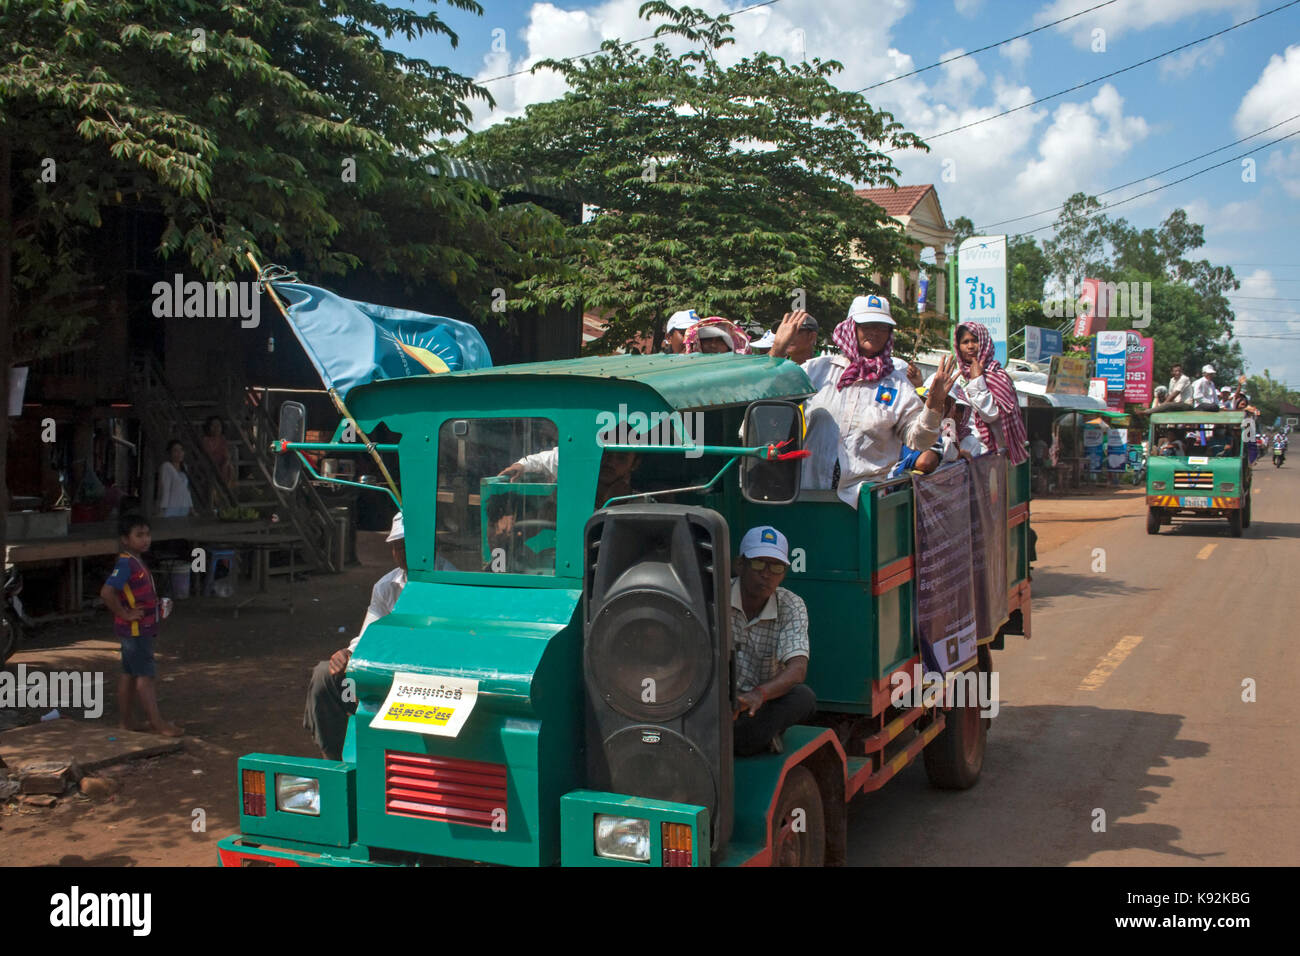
[
  {"xmin": 952, "ymin": 322, "xmax": 1029, "ymax": 466},
  {"xmin": 157, "ymin": 440, "xmax": 194, "ymax": 517}
]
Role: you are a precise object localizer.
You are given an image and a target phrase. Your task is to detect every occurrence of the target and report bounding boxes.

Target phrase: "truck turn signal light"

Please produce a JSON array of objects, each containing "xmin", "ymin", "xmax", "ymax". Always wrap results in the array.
[
  {"xmin": 243, "ymin": 770, "xmax": 267, "ymax": 817},
  {"xmin": 661, "ymin": 822, "xmax": 693, "ymax": 867}
]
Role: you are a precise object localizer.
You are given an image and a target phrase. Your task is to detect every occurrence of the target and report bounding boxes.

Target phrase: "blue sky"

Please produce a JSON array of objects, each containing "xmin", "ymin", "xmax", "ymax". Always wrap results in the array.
[{"xmin": 392, "ymin": 0, "xmax": 1300, "ymax": 386}]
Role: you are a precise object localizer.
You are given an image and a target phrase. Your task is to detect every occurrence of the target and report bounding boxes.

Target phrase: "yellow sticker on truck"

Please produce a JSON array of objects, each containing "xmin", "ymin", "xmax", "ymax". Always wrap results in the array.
[{"xmin": 369, "ymin": 672, "xmax": 479, "ymax": 738}]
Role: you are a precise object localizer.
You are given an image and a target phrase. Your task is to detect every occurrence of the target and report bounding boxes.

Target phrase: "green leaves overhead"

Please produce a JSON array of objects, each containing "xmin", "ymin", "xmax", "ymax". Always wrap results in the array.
[
  {"xmin": 458, "ymin": 2, "xmax": 931, "ymax": 352},
  {"xmin": 2, "ymin": 0, "xmax": 568, "ymax": 360}
]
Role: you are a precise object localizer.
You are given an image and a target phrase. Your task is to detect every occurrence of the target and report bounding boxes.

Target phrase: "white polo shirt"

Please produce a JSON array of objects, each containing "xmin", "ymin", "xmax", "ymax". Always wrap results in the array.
[{"xmin": 347, "ymin": 567, "xmax": 407, "ymax": 653}]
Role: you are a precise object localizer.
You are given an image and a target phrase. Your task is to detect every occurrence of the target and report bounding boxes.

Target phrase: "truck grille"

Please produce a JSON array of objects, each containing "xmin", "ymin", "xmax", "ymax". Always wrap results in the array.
[
  {"xmin": 384, "ymin": 751, "xmax": 508, "ymax": 829},
  {"xmin": 1173, "ymin": 471, "xmax": 1214, "ymax": 490}
]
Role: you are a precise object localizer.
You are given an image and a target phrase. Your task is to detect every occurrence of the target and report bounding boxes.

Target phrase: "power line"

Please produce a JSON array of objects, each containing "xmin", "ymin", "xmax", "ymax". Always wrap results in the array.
[
  {"xmin": 978, "ymin": 113, "xmax": 1300, "ymax": 231},
  {"xmin": 1009, "ymin": 127, "xmax": 1300, "ymax": 238},
  {"xmin": 1226, "ymin": 294, "xmax": 1300, "ymax": 302},
  {"xmin": 889, "ymin": 0, "xmax": 1300, "ymax": 153},
  {"xmin": 477, "ymin": 0, "xmax": 785, "ymax": 85},
  {"xmin": 854, "ymin": 0, "xmax": 1122, "ymax": 93}
]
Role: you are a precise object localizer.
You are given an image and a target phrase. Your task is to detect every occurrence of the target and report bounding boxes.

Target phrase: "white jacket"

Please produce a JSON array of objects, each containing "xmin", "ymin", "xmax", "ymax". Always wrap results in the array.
[{"xmin": 802, "ymin": 357, "xmax": 941, "ymax": 507}]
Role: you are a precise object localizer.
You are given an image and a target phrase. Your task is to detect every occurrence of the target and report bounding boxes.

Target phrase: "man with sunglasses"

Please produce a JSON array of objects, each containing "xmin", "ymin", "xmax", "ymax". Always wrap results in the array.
[{"xmin": 731, "ymin": 526, "xmax": 816, "ymax": 756}]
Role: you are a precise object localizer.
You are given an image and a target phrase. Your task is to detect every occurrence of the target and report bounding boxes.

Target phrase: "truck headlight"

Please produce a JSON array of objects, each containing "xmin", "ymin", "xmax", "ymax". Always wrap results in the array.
[
  {"xmin": 275, "ymin": 774, "xmax": 321, "ymax": 816},
  {"xmin": 1152, "ymin": 481, "xmax": 1166, "ymax": 490},
  {"xmin": 1219, "ymin": 482, "xmax": 1235, "ymax": 491},
  {"xmin": 594, "ymin": 815, "xmax": 650, "ymax": 862}
]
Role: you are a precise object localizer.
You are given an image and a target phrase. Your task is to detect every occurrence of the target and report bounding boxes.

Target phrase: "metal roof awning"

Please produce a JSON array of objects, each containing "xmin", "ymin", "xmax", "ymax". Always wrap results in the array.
[{"xmin": 1012, "ymin": 375, "xmax": 1110, "ymax": 411}]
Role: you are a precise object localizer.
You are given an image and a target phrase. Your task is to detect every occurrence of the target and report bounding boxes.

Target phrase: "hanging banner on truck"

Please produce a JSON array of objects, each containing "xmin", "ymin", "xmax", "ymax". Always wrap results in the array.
[
  {"xmin": 370, "ymin": 672, "xmax": 480, "ymax": 738},
  {"xmin": 913, "ymin": 465, "xmax": 978, "ymax": 675},
  {"xmin": 968, "ymin": 453, "xmax": 1009, "ymax": 642}
]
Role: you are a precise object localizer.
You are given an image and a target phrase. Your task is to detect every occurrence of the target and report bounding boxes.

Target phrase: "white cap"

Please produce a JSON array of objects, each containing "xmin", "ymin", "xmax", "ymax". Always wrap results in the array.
[
  {"xmin": 847, "ymin": 294, "xmax": 895, "ymax": 326},
  {"xmin": 696, "ymin": 324, "xmax": 733, "ymax": 344},
  {"xmin": 386, "ymin": 512, "xmax": 405, "ymax": 542},
  {"xmin": 666, "ymin": 310, "xmax": 700, "ymax": 333},
  {"xmin": 752, "ymin": 330, "xmax": 776, "ymax": 350},
  {"xmin": 1202, "ymin": 364, "xmax": 1215, "ymax": 375},
  {"xmin": 739, "ymin": 525, "xmax": 789, "ymax": 564}
]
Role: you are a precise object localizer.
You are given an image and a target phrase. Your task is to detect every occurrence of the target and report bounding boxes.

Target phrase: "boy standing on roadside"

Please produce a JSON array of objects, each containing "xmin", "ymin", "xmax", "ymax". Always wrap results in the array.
[{"xmin": 100, "ymin": 514, "xmax": 183, "ymax": 737}]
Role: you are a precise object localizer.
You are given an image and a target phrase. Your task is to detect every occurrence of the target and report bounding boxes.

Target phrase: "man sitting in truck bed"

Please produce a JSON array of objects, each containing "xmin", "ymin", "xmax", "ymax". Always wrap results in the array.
[{"xmin": 731, "ymin": 525, "xmax": 816, "ymax": 756}]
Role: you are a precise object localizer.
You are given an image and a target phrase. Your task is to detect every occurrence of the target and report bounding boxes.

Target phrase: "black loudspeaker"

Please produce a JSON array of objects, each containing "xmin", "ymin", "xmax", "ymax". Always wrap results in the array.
[{"xmin": 583, "ymin": 505, "xmax": 733, "ymax": 849}]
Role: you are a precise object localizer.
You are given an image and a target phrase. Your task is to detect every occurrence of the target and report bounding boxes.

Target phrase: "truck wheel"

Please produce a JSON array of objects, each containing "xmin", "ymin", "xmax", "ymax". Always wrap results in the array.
[
  {"xmin": 1242, "ymin": 495, "xmax": 1251, "ymax": 529},
  {"xmin": 1228, "ymin": 509, "xmax": 1243, "ymax": 538},
  {"xmin": 1146, "ymin": 508, "xmax": 1160, "ymax": 535},
  {"xmin": 923, "ymin": 682, "xmax": 988, "ymax": 790},
  {"xmin": 771, "ymin": 766, "xmax": 825, "ymax": 867}
]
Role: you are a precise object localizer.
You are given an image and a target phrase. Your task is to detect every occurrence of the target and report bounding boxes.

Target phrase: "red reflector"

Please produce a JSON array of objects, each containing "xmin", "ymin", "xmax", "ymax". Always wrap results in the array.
[{"xmin": 384, "ymin": 751, "xmax": 507, "ymax": 829}]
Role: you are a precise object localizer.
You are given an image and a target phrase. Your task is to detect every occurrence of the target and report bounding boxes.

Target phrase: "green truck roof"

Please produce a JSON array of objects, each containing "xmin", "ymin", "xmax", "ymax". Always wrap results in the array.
[
  {"xmin": 349, "ymin": 352, "xmax": 816, "ymax": 412},
  {"xmin": 1149, "ymin": 410, "xmax": 1248, "ymax": 424}
]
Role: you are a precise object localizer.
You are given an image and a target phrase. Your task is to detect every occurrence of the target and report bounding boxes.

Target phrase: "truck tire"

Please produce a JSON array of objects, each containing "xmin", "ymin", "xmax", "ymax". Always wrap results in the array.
[
  {"xmin": 1228, "ymin": 509, "xmax": 1243, "ymax": 538},
  {"xmin": 923, "ymin": 679, "xmax": 988, "ymax": 791},
  {"xmin": 771, "ymin": 766, "xmax": 825, "ymax": 867},
  {"xmin": 1242, "ymin": 494, "xmax": 1251, "ymax": 529},
  {"xmin": 1146, "ymin": 508, "xmax": 1160, "ymax": 535}
]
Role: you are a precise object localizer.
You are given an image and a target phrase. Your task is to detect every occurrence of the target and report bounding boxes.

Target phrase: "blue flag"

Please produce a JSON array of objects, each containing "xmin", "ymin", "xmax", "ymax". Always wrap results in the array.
[{"xmin": 274, "ymin": 283, "xmax": 493, "ymax": 396}]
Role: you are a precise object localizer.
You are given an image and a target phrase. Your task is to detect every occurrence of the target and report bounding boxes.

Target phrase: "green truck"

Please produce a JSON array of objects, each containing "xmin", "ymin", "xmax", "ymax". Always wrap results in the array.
[
  {"xmin": 218, "ymin": 354, "xmax": 1031, "ymax": 867},
  {"xmin": 1146, "ymin": 409, "xmax": 1253, "ymax": 537}
]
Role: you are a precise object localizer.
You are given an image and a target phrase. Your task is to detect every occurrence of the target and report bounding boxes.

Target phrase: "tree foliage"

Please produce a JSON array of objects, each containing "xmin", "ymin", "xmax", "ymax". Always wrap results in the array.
[
  {"xmin": 457, "ymin": 1, "xmax": 930, "ymax": 352},
  {"xmin": 1, "ymin": 0, "xmax": 571, "ymax": 361}
]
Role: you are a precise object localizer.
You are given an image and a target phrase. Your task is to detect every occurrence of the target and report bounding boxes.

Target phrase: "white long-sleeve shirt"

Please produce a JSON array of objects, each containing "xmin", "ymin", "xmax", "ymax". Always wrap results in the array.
[
  {"xmin": 1191, "ymin": 377, "xmax": 1218, "ymax": 406},
  {"xmin": 959, "ymin": 374, "xmax": 1008, "ymax": 456},
  {"xmin": 157, "ymin": 461, "xmax": 192, "ymax": 514},
  {"xmin": 347, "ymin": 566, "xmax": 407, "ymax": 653},
  {"xmin": 512, "ymin": 447, "xmax": 559, "ymax": 480},
  {"xmin": 801, "ymin": 357, "xmax": 941, "ymax": 507}
]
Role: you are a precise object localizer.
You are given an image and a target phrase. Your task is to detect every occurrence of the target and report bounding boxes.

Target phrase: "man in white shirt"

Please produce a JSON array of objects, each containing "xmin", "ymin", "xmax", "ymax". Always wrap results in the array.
[
  {"xmin": 1166, "ymin": 364, "xmax": 1192, "ymax": 404},
  {"xmin": 661, "ymin": 309, "xmax": 699, "ymax": 354},
  {"xmin": 304, "ymin": 512, "xmax": 408, "ymax": 760},
  {"xmin": 1191, "ymin": 365, "xmax": 1219, "ymax": 409},
  {"xmin": 730, "ymin": 526, "xmax": 816, "ymax": 756}
]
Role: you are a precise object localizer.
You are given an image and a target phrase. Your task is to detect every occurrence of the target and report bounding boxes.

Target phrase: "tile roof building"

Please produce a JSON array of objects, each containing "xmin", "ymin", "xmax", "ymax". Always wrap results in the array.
[{"xmin": 855, "ymin": 184, "xmax": 954, "ymax": 318}]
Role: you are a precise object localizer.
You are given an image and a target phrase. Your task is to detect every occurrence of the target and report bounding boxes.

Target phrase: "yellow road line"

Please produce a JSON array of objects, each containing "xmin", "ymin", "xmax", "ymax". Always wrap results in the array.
[
  {"xmin": 1079, "ymin": 635, "xmax": 1143, "ymax": 692},
  {"xmin": 1196, "ymin": 543, "xmax": 1218, "ymax": 560}
]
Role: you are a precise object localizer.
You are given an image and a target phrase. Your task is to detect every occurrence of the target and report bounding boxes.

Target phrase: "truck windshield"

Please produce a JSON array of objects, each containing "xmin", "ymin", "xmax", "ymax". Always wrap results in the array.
[
  {"xmin": 1152, "ymin": 423, "xmax": 1240, "ymax": 458},
  {"xmin": 436, "ymin": 417, "xmax": 559, "ymax": 575}
]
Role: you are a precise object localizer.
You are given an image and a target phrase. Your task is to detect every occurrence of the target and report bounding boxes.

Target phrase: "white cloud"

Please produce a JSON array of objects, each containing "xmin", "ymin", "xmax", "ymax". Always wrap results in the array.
[
  {"xmin": 1000, "ymin": 37, "xmax": 1032, "ymax": 69},
  {"xmin": 1036, "ymin": 0, "xmax": 1257, "ymax": 49},
  {"xmin": 1010, "ymin": 84, "xmax": 1150, "ymax": 216},
  {"xmin": 1158, "ymin": 38, "xmax": 1225, "ymax": 79},
  {"xmin": 954, "ymin": 0, "xmax": 983, "ymax": 16},
  {"xmin": 1234, "ymin": 44, "xmax": 1300, "ymax": 136},
  {"xmin": 1263, "ymin": 144, "xmax": 1300, "ymax": 198}
]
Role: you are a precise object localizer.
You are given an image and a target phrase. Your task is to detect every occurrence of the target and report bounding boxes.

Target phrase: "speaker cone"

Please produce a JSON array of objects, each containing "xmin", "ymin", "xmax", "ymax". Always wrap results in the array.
[{"xmin": 603, "ymin": 725, "xmax": 717, "ymax": 818}]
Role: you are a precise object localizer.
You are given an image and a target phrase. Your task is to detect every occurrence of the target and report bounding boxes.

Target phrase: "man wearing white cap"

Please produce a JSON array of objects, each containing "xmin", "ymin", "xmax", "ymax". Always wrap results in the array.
[
  {"xmin": 731, "ymin": 525, "xmax": 816, "ymax": 756},
  {"xmin": 1192, "ymin": 364, "xmax": 1218, "ymax": 409},
  {"xmin": 304, "ymin": 511, "xmax": 409, "ymax": 760},
  {"xmin": 662, "ymin": 309, "xmax": 699, "ymax": 354}
]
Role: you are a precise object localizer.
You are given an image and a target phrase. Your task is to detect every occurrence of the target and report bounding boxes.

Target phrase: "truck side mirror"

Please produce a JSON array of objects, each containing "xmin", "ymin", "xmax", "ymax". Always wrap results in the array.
[
  {"xmin": 741, "ymin": 401, "xmax": 804, "ymax": 504},
  {"xmin": 273, "ymin": 401, "xmax": 307, "ymax": 492}
]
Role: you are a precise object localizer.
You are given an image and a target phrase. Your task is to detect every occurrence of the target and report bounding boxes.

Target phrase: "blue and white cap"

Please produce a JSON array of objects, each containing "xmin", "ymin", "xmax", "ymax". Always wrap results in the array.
[
  {"xmin": 847, "ymin": 294, "xmax": 895, "ymax": 326},
  {"xmin": 739, "ymin": 525, "xmax": 790, "ymax": 564},
  {"xmin": 666, "ymin": 309, "xmax": 700, "ymax": 333}
]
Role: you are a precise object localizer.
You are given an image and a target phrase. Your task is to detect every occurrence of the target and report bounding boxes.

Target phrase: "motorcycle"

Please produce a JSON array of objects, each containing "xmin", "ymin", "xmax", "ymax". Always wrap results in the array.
[
  {"xmin": 2, "ymin": 566, "xmax": 26, "ymax": 665},
  {"xmin": 1275, "ymin": 447, "xmax": 1286, "ymax": 468}
]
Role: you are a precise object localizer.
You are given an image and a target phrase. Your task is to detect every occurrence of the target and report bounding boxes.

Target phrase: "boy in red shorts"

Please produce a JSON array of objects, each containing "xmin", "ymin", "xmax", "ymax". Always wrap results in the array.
[{"xmin": 100, "ymin": 514, "xmax": 182, "ymax": 737}]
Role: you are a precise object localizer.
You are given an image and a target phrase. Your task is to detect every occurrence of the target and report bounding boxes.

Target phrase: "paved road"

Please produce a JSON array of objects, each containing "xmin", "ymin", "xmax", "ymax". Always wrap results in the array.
[{"xmin": 847, "ymin": 461, "xmax": 1299, "ymax": 865}]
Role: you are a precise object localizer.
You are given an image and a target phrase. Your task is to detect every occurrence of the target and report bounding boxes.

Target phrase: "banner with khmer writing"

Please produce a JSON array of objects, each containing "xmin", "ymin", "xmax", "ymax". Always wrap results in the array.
[{"xmin": 913, "ymin": 465, "xmax": 978, "ymax": 674}]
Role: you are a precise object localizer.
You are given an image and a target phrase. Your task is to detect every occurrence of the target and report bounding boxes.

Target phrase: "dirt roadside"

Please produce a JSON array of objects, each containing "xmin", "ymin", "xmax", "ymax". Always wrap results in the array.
[{"xmin": 1, "ymin": 491, "xmax": 1144, "ymax": 867}]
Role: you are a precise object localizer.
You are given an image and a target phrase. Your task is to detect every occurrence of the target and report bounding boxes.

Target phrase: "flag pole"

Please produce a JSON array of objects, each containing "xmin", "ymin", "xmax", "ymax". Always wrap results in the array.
[{"xmin": 246, "ymin": 252, "xmax": 403, "ymax": 507}]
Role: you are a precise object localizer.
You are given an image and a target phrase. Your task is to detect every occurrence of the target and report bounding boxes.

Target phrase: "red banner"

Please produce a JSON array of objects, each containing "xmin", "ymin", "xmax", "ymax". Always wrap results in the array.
[{"xmin": 1124, "ymin": 334, "xmax": 1154, "ymax": 404}]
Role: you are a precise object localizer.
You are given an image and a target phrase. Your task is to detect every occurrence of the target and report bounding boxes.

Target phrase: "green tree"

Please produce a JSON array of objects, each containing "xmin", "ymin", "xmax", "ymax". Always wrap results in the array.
[
  {"xmin": 0, "ymin": 0, "xmax": 572, "ymax": 551},
  {"xmin": 1245, "ymin": 370, "xmax": 1300, "ymax": 425},
  {"xmin": 457, "ymin": 1, "xmax": 928, "ymax": 352},
  {"xmin": 1042, "ymin": 192, "xmax": 1108, "ymax": 289},
  {"xmin": 949, "ymin": 216, "xmax": 975, "ymax": 255}
]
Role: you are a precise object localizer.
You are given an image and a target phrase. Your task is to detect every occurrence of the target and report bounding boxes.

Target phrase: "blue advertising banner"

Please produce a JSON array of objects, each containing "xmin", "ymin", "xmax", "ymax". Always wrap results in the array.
[
  {"xmin": 1095, "ymin": 330, "xmax": 1128, "ymax": 393},
  {"xmin": 1024, "ymin": 325, "xmax": 1064, "ymax": 363}
]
